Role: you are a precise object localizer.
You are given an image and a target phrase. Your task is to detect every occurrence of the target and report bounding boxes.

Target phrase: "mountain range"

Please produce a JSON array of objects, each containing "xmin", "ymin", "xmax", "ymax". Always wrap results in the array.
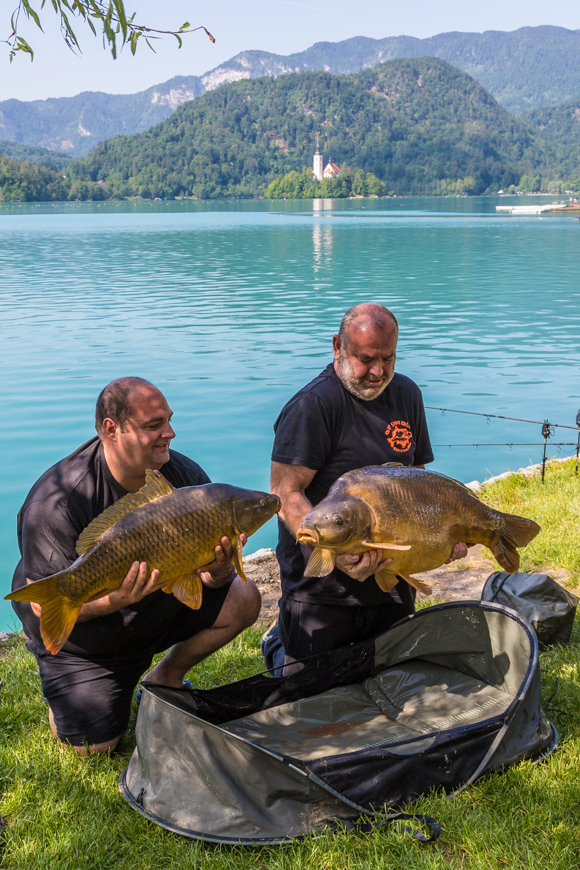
[
  {"xmin": 2, "ymin": 25, "xmax": 580, "ymax": 157},
  {"xmin": 68, "ymin": 58, "xmax": 544, "ymax": 200}
]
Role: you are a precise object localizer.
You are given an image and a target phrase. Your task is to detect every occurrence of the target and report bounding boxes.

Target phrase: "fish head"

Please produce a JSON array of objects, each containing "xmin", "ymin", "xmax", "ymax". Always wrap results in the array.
[
  {"xmin": 296, "ymin": 495, "xmax": 372, "ymax": 550},
  {"xmin": 233, "ymin": 491, "xmax": 281, "ymax": 536}
]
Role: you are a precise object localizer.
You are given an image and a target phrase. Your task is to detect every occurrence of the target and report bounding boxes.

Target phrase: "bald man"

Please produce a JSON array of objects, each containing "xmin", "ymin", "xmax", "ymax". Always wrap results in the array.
[
  {"xmin": 270, "ymin": 304, "xmax": 466, "ymax": 670},
  {"xmin": 11, "ymin": 377, "xmax": 260, "ymax": 754}
]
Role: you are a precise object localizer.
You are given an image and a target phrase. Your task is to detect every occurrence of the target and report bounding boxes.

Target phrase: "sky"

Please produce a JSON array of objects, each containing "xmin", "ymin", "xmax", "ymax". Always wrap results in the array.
[{"xmin": 2, "ymin": 0, "xmax": 580, "ymax": 102}]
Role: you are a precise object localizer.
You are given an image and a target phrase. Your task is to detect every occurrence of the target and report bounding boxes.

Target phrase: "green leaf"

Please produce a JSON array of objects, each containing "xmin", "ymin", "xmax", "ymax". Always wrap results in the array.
[
  {"xmin": 15, "ymin": 35, "xmax": 35, "ymax": 59},
  {"xmin": 21, "ymin": 0, "xmax": 43, "ymax": 30},
  {"xmin": 112, "ymin": 0, "xmax": 128, "ymax": 42}
]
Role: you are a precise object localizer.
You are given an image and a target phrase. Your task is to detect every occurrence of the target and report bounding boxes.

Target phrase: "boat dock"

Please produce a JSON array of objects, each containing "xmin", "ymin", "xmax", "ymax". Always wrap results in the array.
[{"xmin": 496, "ymin": 201, "xmax": 580, "ymax": 216}]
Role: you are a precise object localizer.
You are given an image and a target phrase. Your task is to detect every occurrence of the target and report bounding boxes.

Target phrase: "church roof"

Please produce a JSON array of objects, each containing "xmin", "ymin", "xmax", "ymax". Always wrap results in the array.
[{"xmin": 323, "ymin": 161, "xmax": 341, "ymax": 177}]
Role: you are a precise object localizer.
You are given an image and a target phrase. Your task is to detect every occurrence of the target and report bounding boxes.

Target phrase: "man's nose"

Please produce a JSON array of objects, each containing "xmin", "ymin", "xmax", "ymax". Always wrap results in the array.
[
  {"xmin": 162, "ymin": 422, "xmax": 176, "ymax": 440},
  {"xmin": 368, "ymin": 359, "xmax": 383, "ymax": 377}
]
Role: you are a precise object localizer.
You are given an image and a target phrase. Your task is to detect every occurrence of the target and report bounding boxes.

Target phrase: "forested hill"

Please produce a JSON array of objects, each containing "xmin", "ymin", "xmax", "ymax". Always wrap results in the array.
[
  {"xmin": 522, "ymin": 97, "xmax": 580, "ymax": 177},
  {"xmin": 0, "ymin": 140, "xmax": 72, "ymax": 170},
  {"xmin": 2, "ymin": 25, "xmax": 580, "ymax": 156},
  {"xmin": 71, "ymin": 58, "xmax": 539, "ymax": 199}
]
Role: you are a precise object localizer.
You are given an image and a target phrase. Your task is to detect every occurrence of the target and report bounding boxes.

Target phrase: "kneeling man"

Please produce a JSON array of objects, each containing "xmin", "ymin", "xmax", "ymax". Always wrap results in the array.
[{"xmin": 11, "ymin": 377, "xmax": 260, "ymax": 754}]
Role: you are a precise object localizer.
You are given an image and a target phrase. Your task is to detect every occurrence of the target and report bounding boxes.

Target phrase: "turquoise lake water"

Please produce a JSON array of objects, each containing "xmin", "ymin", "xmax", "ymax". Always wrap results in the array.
[{"xmin": 1, "ymin": 196, "xmax": 579, "ymax": 631}]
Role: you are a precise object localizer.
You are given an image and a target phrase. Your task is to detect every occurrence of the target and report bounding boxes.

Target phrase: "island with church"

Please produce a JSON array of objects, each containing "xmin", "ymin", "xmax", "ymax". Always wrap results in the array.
[{"xmin": 264, "ymin": 138, "xmax": 386, "ymax": 199}]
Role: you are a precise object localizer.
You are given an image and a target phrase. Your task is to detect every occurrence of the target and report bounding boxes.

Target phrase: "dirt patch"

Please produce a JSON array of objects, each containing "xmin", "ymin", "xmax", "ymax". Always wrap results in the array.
[{"xmin": 243, "ymin": 544, "xmax": 506, "ymax": 624}]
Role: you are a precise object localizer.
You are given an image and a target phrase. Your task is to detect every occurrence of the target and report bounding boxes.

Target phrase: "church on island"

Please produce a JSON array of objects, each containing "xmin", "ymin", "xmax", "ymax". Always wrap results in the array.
[{"xmin": 312, "ymin": 141, "xmax": 341, "ymax": 182}]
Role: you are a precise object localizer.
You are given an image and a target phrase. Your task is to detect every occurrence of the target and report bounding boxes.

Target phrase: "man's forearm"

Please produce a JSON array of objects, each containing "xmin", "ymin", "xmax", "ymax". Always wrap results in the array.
[
  {"xmin": 279, "ymin": 490, "xmax": 313, "ymax": 537},
  {"xmin": 76, "ymin": 595, "xmax": 126, "ymax": 622}
]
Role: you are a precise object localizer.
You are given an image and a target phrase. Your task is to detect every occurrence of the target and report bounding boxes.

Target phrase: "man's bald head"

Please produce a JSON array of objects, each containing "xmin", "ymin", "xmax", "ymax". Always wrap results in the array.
[
  {"xmin": 95, "ymin": 377, "xmax": 157, "ymax": 437},
  {"xmin": 338, "ymin": 303, "xmax": 398, "ymax": 349},
  {"xmin": 333, "ymin": 304, "xmax": 398, "ymax": 401}
]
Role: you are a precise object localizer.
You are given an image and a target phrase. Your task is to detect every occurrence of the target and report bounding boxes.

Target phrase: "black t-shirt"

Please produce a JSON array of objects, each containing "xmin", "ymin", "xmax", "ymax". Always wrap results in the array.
[
  {"xmin": 12, "ymin": 437, "xmax": 210, "ymax": 657},
  {"xmin": 272, "ymin": 364, "xmax": 434, "ymax": 606}
]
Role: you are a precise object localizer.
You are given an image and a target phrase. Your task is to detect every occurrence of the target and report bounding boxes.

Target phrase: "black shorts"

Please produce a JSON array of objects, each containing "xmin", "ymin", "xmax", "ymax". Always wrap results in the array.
[
  {"xmin": 279, "ymin": 584, "xmax": 415, "ymax": 666},
  {"xmin": 26, "ymin": 582, "xmax": 231, "ymax": 746}
]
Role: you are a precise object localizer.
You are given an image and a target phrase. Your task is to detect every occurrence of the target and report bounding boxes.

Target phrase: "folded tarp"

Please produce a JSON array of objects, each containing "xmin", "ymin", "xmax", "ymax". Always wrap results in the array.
[
  {"xmin": 482, "ymin": 571, "xmax": 578, "ymax": 648},
  {"xmin": 120, "ymin": 601, "xmax": 557, "ymax": 844}
]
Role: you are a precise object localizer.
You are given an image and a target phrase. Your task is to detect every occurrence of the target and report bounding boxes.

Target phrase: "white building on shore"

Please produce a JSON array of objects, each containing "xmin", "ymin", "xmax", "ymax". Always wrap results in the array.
[
  {"xmin": 312, "ymin": 138, "xmax": 341, "ymax": 182},
  {"xmin": 323, "ymin": 159, "xmax": 341, "ymax": 179},
  {"xmin": 312, "ymin": 141, "xmax": 324, "ymax": 182}
]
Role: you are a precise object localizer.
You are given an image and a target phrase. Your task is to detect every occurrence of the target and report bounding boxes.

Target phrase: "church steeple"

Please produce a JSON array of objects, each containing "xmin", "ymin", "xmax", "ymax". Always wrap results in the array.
[{"xmin": 312, "ymin": 133, "xmax": 323, "ymax": 182}]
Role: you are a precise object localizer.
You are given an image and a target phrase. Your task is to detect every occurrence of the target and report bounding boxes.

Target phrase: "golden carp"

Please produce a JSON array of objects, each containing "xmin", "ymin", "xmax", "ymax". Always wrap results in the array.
[
  {"xmin": 7, "ymin": 470, "xmax": 280, "ymax": 655},
  {"xmin": 295, "ymin": 463, "xmax": 540, "ymax": 595}
]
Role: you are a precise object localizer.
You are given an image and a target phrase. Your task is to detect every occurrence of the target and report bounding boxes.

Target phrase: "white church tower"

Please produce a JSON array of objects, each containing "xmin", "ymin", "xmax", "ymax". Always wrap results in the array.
[{"xmin": 312, "ymin": 134, "xmax": 324, "ymax": 183}]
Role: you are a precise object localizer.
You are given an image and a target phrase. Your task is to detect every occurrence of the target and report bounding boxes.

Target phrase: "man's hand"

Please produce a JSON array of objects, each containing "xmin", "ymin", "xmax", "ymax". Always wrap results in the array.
[
  {"xmin": 445, "ymin": 543, "xmax": 469, "ymax": 564},
  {"xmin": 335, "ymin": 550, "xmax": 393, "ymax": 583},
  {"xmin": 197, "ymin": 534, "xmax": 248, "ymax": 589},
  {"xmin": 76, "ymin": 561, "xmax": 166, "ymax": 621},
  {"xmin": 107, "ymin": 561, "xmax": 164, "ymax": 607}
]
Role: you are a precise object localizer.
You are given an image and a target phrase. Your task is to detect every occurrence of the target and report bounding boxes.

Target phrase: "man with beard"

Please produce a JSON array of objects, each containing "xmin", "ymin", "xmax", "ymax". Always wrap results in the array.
[{"xmin": 270, "ymin": 303, "xmax": 466, "ymax": 670}]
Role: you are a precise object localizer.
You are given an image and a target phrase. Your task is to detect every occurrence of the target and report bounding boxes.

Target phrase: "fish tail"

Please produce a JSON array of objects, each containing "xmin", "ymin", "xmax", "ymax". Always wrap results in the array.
[
  {"xmin": 6, "ymin": 574, "xmax": 81, "ymax": 655},
  {"xmin": 490, "ymin": 513, "xmax": 541, "ymax": 574}
]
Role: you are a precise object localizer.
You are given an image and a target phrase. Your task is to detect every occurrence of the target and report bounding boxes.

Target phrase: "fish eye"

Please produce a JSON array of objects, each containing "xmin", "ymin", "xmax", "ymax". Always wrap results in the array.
[
  {"xmin": 259, "ymin": 498, "xmax": 267, "ymax": 508},
  {"xmin": 332, "ymin": 513, "xmax": 344, "ymax": 525}
]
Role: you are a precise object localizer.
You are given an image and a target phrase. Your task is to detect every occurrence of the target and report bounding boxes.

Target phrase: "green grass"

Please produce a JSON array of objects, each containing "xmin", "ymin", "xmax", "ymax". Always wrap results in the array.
[
  {"xmin": 481, "ymin": 458, "xmax": 580, "ymax": 584},
  {"xmin": 1, "ymin": 461, "xmax": 580, "ymax": 869}
]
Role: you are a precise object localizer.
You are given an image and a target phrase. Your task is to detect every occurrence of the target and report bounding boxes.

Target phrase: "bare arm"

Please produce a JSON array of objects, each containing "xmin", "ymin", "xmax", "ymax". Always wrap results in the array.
[
  {"xmin": 29, "ymin": 534, "xmax": 246, "ymax": 621},
  {"xmin": 271, "ymin": 461, "xmax": 392, "ymax": 582},
  {"xmin": 270, "ymin": 461, "xmax": 317, "ymax": 536}
]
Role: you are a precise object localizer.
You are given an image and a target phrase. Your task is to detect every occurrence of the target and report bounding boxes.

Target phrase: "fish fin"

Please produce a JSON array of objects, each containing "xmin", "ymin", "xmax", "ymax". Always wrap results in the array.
[
  {"xmin": 374, "ymin": 569, "xmax": 399, "ymax": 592},
  {"xmin": 490, "ymin": 513, "xmax": 541, "ymax": 573},
  {"xmin": 165, "ymin": 572, "xmax": 203, "ymax": 610},
  {"xmin": 381, "ymin": 462, "xmax": 405, "ymax": 468},
  {"xmin": 6, "ymin": 574, "xmax": 81, "ymax": 655},
  {"xmin": 233, "ymin": 538, "xmax": 247, "ymax": 583},
  {"xmin": 501, "ymin": 513, "xmax": 541, "ymax": 548},
  {"xmin": 491, "ymin": 540, "xmax": 520, "ymax": 574},
  {"xmin": 304, "ymin": 547, "xmax": 336, "ymax": 577},
  {"xmin": 400, "ymin": 573, "xmax": 433, "ymax": 596},
  {"xmin": 362, "ymin": 540, "xmax": 412, "ymax": 551},
  {"xmin": 76, "ymin": 469, "xmax": 175, "ymax": 555}
]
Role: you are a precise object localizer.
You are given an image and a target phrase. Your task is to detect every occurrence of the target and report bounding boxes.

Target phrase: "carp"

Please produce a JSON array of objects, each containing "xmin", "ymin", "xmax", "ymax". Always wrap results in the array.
[
  {"xmin": 295, "ymin": 463, "xmax": 540, "ymax": 595},
  {"xmin": 7, "ymin": 470, "xmax": 280, "ymax": 655}
]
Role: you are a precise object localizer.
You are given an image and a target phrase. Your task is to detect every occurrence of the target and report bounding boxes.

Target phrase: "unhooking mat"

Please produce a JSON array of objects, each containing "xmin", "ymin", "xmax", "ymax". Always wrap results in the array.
[{"xmin": 120, "ymin": 601, "xmax": 557, "ymax": 844}]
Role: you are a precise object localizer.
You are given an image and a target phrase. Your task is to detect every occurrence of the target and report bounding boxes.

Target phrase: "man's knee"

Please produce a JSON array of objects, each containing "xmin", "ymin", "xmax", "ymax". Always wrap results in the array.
[
  {"xmin": 48, "ymin": 706, "xmax": 124, "ymax": 756},
  {"xmin": 224, "ymin": 577, "xmax": 261, "ymax": 630}
]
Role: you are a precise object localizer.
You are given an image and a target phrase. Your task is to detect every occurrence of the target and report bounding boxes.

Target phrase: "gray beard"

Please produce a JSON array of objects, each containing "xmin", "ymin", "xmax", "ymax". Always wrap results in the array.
[{"xmin": 336, "ymin": 354, "xmax": 393, "ymax": 401}]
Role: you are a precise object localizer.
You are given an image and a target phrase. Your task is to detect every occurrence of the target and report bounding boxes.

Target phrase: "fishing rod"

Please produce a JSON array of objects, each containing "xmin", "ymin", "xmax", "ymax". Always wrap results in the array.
[
  {"xmin": 425, "ymin": 406, "xmax": 579, "ymax": 431},
  {"xmin": 427, "ymin": 405, "xmax": 580, "ymax": 482},
  {"xmin": 433, "ymin": 444, "xmax": 577, "ymax": 448}
]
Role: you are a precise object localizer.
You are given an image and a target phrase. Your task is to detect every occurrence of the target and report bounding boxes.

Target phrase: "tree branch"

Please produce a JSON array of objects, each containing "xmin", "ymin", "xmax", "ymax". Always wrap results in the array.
[{"xmin": 4, "ymin": 0, "xmax": 215, "ymax": 62}]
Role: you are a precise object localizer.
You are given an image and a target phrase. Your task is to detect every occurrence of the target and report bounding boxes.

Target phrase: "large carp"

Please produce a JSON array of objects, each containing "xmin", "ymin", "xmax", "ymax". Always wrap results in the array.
[
  {"xmin": 295, "ymin": 463, "xmax": 540, "ymax": 595},
  {"xmin": 7, "ymin": 470, "xmax": 280, "ymax": 655}
]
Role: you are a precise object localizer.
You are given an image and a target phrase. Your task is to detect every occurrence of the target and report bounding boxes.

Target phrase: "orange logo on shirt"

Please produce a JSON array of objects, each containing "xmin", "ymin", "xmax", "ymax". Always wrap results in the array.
[{"xmin": 385, "ymin": 420, "xmax": 413, "ymax": 452}]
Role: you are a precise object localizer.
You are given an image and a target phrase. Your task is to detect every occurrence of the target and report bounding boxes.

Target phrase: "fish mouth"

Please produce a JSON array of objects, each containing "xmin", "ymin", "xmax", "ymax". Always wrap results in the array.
[{"xmin": 296, "ymin": 527, "xmax": 319, "ymax": 546}]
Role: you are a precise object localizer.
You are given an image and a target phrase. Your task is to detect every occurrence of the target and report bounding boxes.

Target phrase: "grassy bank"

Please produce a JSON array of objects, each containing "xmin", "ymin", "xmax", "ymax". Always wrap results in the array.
[{"xmin": 1, "ymin": 460, "xmax": 579, "ymax": 869}]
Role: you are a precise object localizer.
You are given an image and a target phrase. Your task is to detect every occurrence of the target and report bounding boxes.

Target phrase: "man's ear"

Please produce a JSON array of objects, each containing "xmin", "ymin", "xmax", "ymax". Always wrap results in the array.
[
  {"xmin": 332, "ymin": 334, "xmax": 341, "ymax": 360},
  {"xmin": 101, "ymin": 417, "xmax": 119, "ymax": 441}
]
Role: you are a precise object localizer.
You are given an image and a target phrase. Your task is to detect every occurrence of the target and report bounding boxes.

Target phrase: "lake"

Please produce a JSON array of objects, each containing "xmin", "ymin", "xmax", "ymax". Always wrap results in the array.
[{"xmin": 1, "ymin": 196, "xmax": 579, "ymax": 632}]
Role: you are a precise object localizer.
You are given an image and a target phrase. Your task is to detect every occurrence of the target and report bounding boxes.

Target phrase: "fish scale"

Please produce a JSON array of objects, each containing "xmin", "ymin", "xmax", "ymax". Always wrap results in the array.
[
  {"xmin": 6, "ymin": 470, "xmax": 280, "ymax": 654},
  {"xmin": 297, "ymin": 463, "xmax": 540, "ymax": 596}
]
